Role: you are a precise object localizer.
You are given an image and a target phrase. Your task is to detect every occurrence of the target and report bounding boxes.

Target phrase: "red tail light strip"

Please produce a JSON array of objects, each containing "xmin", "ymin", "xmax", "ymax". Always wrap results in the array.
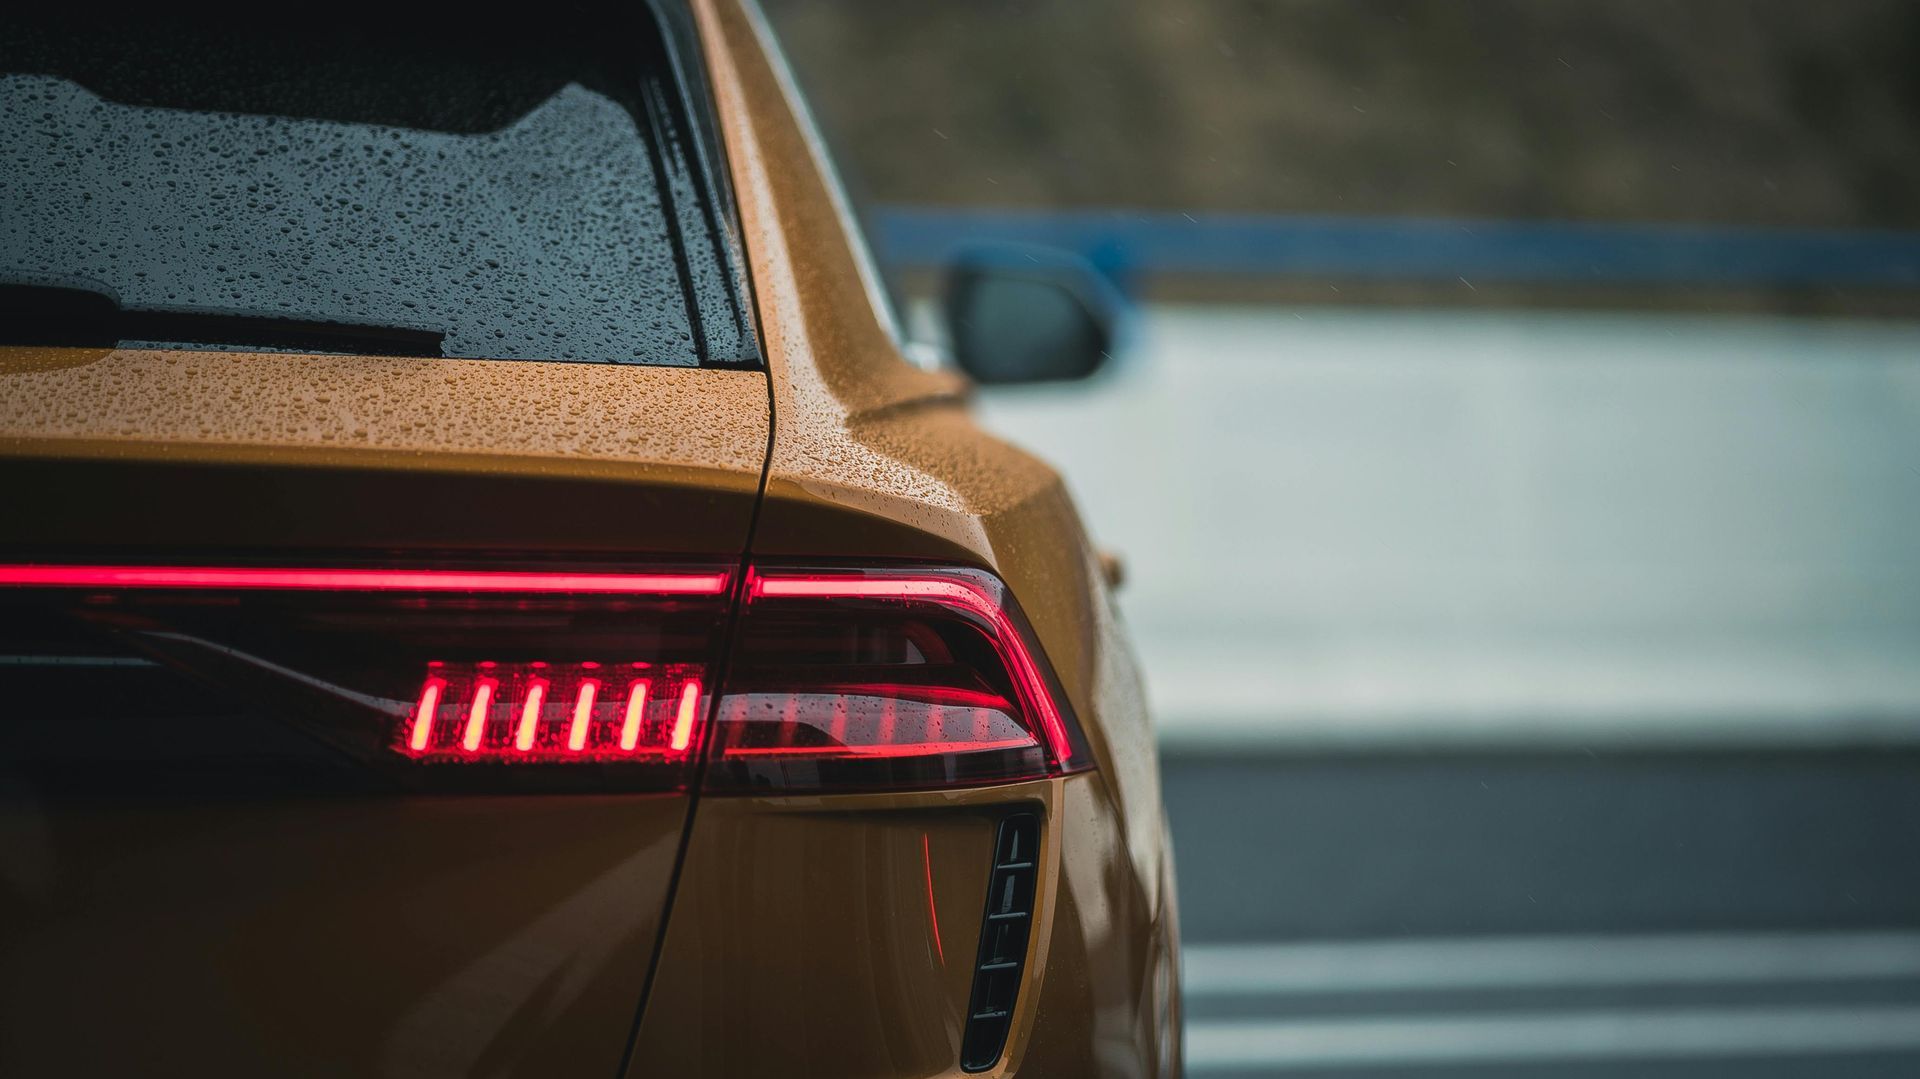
[
  {"xmin": 0, "ymin": 565, "xmax": 731, "ymax": 595},
  {"xmin": 2, "ymin": 560, "xmax": 1091, "ymax": 788},
  {"xmin": 719, "ymin": 737, "xmax": 1037, "ymax": 759},
  {"xmin": 748, "ymin": 570, "xmax": 1082, "ymax": 771}
]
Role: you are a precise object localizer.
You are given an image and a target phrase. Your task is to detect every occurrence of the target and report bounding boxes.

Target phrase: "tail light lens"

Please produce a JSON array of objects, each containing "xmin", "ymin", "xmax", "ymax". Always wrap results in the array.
[
  {"xmin": 0, "ymin": 564, "xmax": 732, "ymax": 793},
  {"xmin": 0, "ymin": 561, "xmax": 1090, "ymax": 794},
  {"xmin": 707, "ymin": 567, "xmax": 1091, "ymax": 791}
]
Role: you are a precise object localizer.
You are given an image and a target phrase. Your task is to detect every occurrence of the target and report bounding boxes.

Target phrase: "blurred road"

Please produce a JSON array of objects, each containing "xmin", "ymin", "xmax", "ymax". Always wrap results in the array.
[
  {"xmin": 1165, "ymin": 750, "xmax": 1920, "ymax": 1076},
  {"xmin": 974, "ymin": 304, "xmax": 1920, "ymax": 750}
]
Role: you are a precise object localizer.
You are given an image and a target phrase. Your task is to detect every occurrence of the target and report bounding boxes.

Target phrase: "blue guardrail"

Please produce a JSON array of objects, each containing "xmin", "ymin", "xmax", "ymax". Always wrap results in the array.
[{"xmin": 871, "ymin": 207, "xmax": 1920, "ymax": 290}]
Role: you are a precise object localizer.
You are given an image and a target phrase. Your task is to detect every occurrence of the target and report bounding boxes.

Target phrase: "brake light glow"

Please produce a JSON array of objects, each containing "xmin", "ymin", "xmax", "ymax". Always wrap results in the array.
[{"xmin": 398, "ymin": 663, "xmax": 704, "ymax": 762}]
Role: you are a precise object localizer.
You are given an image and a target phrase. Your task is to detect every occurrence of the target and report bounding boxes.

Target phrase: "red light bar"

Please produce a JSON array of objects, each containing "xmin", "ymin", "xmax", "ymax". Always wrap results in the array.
[
  {"xmin": 748, "ymin": 570, "xmax": 1080, "ymax": 769},
  {"xmin": 0, "ymin": 564, "xmax": 731, "ymax": 595},
  {"xmin": 5, "ymin": 558, "xmax": 1089, "ymax": 791},
  {"xmin": 720, "ymin": 737, "xmax": 1037, "ymax": 759}
]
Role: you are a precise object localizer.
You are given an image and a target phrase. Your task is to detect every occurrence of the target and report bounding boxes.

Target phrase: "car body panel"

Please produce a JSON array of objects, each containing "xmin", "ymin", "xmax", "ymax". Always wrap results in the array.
[
  {"xmin": 0, "ymin": 796, "xmax": 687, "ymax": 1077},
  {"xmin": 0, "ymin": 348, "xmax": 769, "ymax": 557},
  {"xmin": 625, "ymin": 781, "xmax": 1058, "ymax": 1078},
  {"xmin": 656, "ymin": 1, "xmax": 1180, "ymax": 1073},
  {"xmin": 0, "ymin": 349, "xmax": 770, "ymax": 1074}
]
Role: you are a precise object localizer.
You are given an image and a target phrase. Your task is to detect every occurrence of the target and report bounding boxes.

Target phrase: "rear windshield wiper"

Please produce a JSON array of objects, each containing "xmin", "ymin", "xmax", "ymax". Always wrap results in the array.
[{"xmin": 0, "ymin": 283, "xmax": 445, "ymax": 357}]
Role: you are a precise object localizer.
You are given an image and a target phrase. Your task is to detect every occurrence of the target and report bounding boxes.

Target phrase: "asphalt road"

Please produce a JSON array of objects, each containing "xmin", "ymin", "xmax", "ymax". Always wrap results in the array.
[{"xmin": 1163, "ymin": 750, "xmax": 1920, "ymax": 1077}]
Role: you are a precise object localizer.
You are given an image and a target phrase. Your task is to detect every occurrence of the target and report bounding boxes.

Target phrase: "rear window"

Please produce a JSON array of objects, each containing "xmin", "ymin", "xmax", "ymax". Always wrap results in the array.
[{"xmin": 0, "ymin": 9, "xmax": 757, "ymax": 366}]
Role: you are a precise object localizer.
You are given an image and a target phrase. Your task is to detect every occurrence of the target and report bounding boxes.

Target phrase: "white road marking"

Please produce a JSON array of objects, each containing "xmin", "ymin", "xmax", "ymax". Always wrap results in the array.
[
  {"xmin": 1185, "ymin": 932, "xmax": 1920, "ymax": 996},
  {"xmin": 1182, "ymin": 998, "xmax": 1920, "ymax": 1067},
  {"xmin": 1187, "ymin": 1005, "xmax": 1920, "ymax": 1071}
]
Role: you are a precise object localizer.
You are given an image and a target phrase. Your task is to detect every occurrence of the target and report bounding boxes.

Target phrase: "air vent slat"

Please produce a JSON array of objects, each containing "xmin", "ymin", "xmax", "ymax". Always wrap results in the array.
[{"xmin": 960, "ymin": 813, "xmax": 1039, "ymax": 1072}]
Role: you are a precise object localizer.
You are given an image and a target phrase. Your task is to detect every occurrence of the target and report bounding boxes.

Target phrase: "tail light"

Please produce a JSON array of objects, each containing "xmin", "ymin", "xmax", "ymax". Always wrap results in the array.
[
  {"xmin": 0, "ymin": 561, "xmax": 1090, "ymax": 794},
  {"xmin": 0, "ymin": 563, "xmax": 734, "ymax": 794},
  {"xmin": 708, "ymin": 567, "xmax": 1090, "ymax": 791}
]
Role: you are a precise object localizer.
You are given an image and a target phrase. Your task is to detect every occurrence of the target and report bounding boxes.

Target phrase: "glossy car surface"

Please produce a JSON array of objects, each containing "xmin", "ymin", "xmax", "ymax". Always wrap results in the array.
[{"xmin": 0, "ymin": 2, "xmax": 1180, "ymax": 1075}]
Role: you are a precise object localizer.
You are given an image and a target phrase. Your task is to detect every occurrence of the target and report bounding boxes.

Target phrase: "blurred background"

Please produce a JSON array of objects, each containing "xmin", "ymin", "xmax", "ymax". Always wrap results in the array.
[{"xmin": 762, "ymin": 2, "xmax": 1920, "ymax": 1076}]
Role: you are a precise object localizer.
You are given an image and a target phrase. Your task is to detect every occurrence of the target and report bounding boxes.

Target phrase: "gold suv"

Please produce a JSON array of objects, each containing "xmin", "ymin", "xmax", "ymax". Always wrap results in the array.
[{"xmin": 0, "ymin": 3, "xmax": 1180, "ymax": 1075}]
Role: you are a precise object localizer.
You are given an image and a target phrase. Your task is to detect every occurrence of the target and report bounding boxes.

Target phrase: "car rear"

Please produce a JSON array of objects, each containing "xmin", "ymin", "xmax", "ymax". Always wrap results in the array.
[{"xmin": 0, "ymin": 3, "xmax": 1179, "ymax": 1077}]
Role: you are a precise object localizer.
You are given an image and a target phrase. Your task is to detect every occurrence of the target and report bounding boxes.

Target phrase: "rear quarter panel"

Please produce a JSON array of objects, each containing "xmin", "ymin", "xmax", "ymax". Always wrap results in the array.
[
  {"xmin": 0, "ymin": 354, "xmax": 772, "ymax": 1075},
  {"xmin": 623, "ymin": 3, "xmax": 1180, "ymax": 1074}
]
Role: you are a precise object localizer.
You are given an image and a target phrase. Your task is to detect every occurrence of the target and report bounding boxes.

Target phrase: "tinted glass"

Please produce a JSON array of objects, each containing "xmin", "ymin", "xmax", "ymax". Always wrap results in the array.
[{"xmin": 0, "ymin": 11, "xmax": 755, "ymax": 365}]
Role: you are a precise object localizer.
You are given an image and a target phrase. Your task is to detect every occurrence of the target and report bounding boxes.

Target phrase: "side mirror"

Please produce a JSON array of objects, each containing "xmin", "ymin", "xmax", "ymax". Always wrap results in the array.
[{"xmin": 943, "ymin": 245, "xmax": 1120, "ymax": 385}]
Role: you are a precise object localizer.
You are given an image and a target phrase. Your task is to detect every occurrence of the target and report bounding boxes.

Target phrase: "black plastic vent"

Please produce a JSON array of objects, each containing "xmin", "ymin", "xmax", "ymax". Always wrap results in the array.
[{"xmin": 960, "ymin": 812, "xmax": 1039, "ymax": 1071}]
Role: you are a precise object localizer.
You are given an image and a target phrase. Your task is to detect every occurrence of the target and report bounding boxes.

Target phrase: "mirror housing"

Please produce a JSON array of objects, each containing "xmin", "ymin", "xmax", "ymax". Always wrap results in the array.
[{"xmin": 943, "ymin": 245, "xmax": 1120, "ymax": 385}]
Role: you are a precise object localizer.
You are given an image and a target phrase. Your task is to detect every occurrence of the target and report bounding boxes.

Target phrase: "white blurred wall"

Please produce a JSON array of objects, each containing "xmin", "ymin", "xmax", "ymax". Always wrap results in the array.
[{"xmin": 972, "ymin": 305, "xmax": 1920, "ymax": 748}]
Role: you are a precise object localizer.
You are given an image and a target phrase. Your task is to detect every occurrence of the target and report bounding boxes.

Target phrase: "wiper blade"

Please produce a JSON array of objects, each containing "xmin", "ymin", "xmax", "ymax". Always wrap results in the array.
[{"xmin": 0, "ymin": 283, "xmax": 445, "ymax": 357}]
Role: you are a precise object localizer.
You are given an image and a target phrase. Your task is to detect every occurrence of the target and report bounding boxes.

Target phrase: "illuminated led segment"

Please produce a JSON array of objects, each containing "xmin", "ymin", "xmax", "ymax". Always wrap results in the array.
[
  {"xmin": 568, "ymin": 681, "xmax": 600, "ymax": 752},
  {"xmin": 514, "ymin": 679, "xmax": 548, "ymax": 752},
  {"xmin": 670, "ymin": 679, "xmax": 702, "ymax": 751},
  {"xmin": 462, "ymin": 678, "xmax": 496, "ymax": 752},
  {"xmin": 619, "ymin": 681, "xmax": 652, "ymax": 751},
  {"xmin": 410, "ymin": 678, "xmax": 445, "ymax": 752}
]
